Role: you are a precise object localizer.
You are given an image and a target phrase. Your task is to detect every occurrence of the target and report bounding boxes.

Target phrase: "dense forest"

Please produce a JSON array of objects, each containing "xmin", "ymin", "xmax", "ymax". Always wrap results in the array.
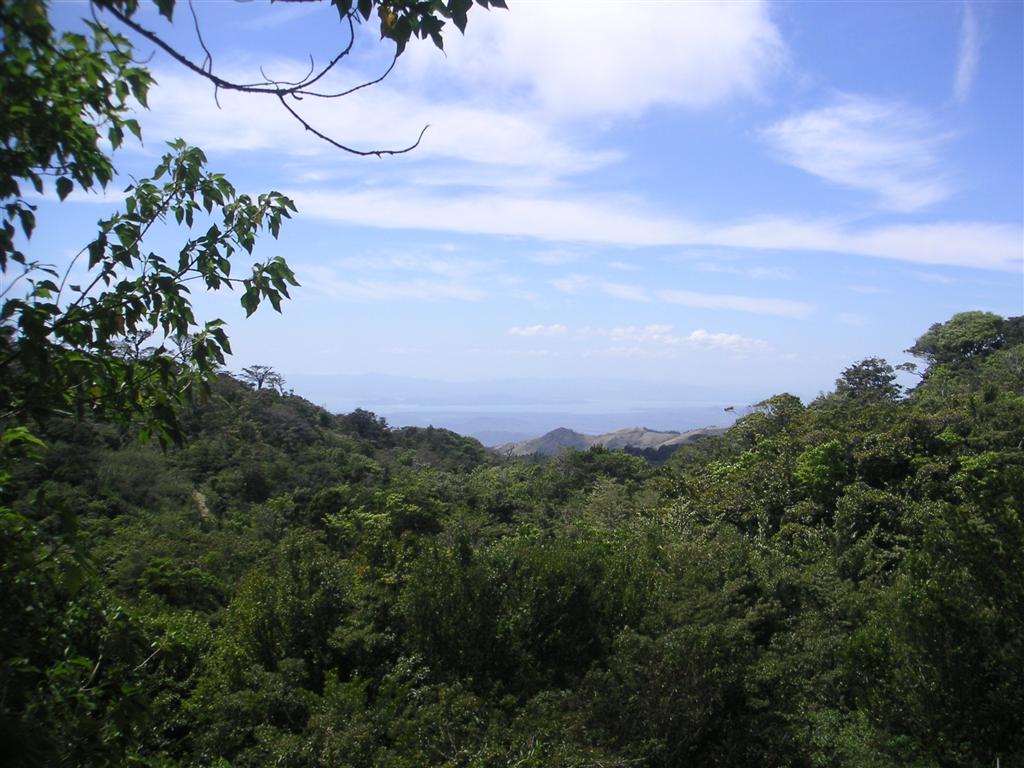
[
  {"xmin": 2, "ymin": 1, "xmax": 1022, "ymax": 765},
  {"xmin": 2, "ymin": 310, "xmax": 1022, "ymax": 767}
]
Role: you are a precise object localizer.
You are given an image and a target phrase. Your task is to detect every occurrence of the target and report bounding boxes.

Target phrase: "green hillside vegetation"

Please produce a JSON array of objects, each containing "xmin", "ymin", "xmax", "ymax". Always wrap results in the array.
[
  {"xmin": 1, "ymin": 2, "xmax": 1020, "ymax": 764},
  {"xmin": 1, "ymin": 311, "xmax": 1021, "ymax": 767}
]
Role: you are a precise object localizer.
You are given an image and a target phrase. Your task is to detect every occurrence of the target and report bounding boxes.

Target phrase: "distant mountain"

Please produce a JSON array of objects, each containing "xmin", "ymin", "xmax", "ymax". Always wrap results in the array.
[{"xmin": 496, "ymin": 425, "xmax": 725, "ymax": 457}]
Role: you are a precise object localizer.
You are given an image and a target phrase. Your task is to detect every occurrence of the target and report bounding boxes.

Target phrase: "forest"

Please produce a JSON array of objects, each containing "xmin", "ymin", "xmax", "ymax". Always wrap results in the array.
[
  {"xmin": 2, "ymin": 1, "xmax": 1022, "ymax": 766},
  {"xmin": 2, "ymin": 310, "xmax": 1022, "ymax": 767}
]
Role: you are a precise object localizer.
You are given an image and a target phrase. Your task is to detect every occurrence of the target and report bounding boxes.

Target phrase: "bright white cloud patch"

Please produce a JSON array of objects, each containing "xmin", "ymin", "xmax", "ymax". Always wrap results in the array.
[
  {"xmin": 954, "ymin": 3, "xmax": 981, "ymax": 104},
  {"xmin": 141, "ymin": 71, "xmax": 613, "ymax": 176},
  {"xmin": 592, "ymin": 324, "xmax": 768, "ymax": 354},
  {"xmin": 763, "ymin": 95, "xmax": 953, "ymax": 211},
  {"xmin": 401, "ymin": 0, "xmax": 786, "ymax": 119}
]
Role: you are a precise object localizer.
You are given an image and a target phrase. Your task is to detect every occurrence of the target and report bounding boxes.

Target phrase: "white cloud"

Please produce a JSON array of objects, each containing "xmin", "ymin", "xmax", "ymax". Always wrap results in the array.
[
  {"xmin": 549, "ymin": 274, "xmax": 592, "ymax": 294},
  {"xmin": 509, "ymin": 324, "xmax": 568, "ymax": 337},
  {"xmin": 548, "ymin": 274, "xmax": 808, "ymax": 318},
  {"xmin": 683, "ymin": 329, "xmax": 768, "ymax": 351},
  {"xmin": 333, "ymin": 253, "xmax": 497, "ymax": 280},
  {"xmin": 295, "ymin": 188, "xmax": 1023, "ymax": 272},
  {"xmin": 529, "ymin": 249, "xmax": 585, "ymax": 266},
  {"xmin": 298, "ymin": 265, "xmax": 485, "ymax": 302},
  {"xmin": 656, "ymin": 288, "xmax": 812, "ymax": 318},
  {"xmin": 695, "ymin": 262, "xmax": 794, "ymax": 280},
  {"xmin": 608, "ymin": 325, "xmax": 675, "ymax": 343},
  {"xmin": 139, "ymin": 70, "xmax": 613, "ymax": 177},
  {"xmin": 600, "ymin": 282, "xmax": 650, "ymax": 302},
  {"xmin": 596, "ymin": 324, "xmax": 768, "ymax": 352},
  {"xmin": 400, "ymin": 0, "xmax": 786, "ymax": 119},
  {"xmin": 762, "ymin": 95, "xmax": 954, "ymax": 211},
  {"xmin": 607, "ymin": 260, "xmax": 640, "ymax": 272},
  {"xmin": 705, "ymin": 217, "xmax": 1021, "ymax": 272},
  {"xmin": 838, "ymin": 313, "xmax": 868, "ymax": 327},
  {"xmin": 953, "ymin": 3, "xmax": 981, "ymax": 104},
  {"xmin": 911, "ymin": 271, "xmax": 955, "ymax": 285}
]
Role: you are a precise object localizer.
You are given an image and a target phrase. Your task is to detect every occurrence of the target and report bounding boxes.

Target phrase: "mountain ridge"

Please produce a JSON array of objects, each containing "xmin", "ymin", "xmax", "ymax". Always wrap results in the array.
[{"xmin": 495, "ymin": 425, "xmax": 725, "ymax": 457}]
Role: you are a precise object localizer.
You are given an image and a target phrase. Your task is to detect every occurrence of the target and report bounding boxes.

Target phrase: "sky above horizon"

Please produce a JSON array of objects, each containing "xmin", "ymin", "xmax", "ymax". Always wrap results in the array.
[{"xmin": 42, "ymin": 0, "xmax": 1024, "ymax": 406}]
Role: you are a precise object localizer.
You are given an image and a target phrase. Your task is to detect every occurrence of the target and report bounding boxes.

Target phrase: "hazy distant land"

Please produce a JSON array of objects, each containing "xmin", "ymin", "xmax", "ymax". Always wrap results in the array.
[{"xmin": 287, "ymin": 373, "xmax": 749, "ymax": 445}]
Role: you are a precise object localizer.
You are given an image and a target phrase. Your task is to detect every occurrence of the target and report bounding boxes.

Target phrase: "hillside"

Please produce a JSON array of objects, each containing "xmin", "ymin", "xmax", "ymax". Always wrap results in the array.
[
  {"xmin": 2, "ymin": 312, "xmax": 1023, "ymax": 768},
  {"xmin": 497, "ymin": 425, "xmax": 725, "ymax": 457}
]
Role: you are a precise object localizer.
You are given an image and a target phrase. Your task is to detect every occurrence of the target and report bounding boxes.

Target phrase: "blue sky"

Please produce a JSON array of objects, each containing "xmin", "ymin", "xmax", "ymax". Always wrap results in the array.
[{"xmin": 42, "ymin": 0, "xmax": 1024, "ymax": 412}]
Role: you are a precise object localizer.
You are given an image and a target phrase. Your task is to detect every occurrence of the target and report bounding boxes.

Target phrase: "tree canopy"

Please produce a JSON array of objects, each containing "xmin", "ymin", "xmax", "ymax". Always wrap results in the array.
[{"xmin": 1, "ymin": 2, "xmax": 1021, "ymax": 766}]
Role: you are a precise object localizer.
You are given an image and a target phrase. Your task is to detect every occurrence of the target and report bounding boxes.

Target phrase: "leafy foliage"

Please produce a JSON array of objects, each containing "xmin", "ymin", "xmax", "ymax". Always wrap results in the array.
[
  {"xmin": 2, "ymin": 312, "xmax": 1021, "ymax": 766},
  {"xmin": 1, "ymin": 1, "xmax": 1020, "ymax": 765}
]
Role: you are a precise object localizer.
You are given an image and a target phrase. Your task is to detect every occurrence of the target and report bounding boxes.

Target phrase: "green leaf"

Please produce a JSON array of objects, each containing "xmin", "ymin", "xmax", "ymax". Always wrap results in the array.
[
  {"xmin": 154, "ymin": 0, "xmax": 176, "ymax": 21},
  {"xmin": 56, "ymin": 177, "xmax": 74, "ymax": 202}
]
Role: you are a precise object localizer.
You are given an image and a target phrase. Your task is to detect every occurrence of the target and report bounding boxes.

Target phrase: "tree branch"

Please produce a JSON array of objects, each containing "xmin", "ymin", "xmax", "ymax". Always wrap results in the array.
[
  {"xmin": 277, "ymin": 93, "xmax": 429, "ymax": 157},
  {"xmin": 96, "ymin": 3, "xmax": 425, "ymax": 156}
]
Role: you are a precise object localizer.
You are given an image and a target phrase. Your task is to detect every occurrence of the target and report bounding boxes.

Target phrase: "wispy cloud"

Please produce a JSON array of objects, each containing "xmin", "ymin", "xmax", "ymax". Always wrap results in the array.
[
  {"xmin": 607, "ymin": 260, "xmax": 640, "ymax": 272},
  {"xmin": 600, "ymin": 282, "xmax": 650, "ymax": 303},
  {"xmin": 656, "ymin": 288, "xmax": 812, "ymax": 318},
  {"xmin": 509, "ymin": 324, "xmax": 567, "ymax": 337},
  {"xmin": 295, "ymin": 251, "xmax": 500, "ymax": 302},
  {"xmin": 548, "ymin": 275, "xmax": 810, "ymax": 318},
  {"xmin": 762, "ymin": 94, "xmax": 954, "ymax": 212},
  {"xmin": 298, "ymin": 270, "xmax": 486, "ymax": 302},
  {"xmin": 529, "ymin": 249, "xmax": 585, "ymax": 266},
  {"xmin": 332, "ymin": 253, "xmax": 497, "ymax": 281},
  {"xmin": 296, "ymin": 189, "xmax": 1022, "ymax": 272},
  {"xmin": 694, "ymin": 262, "xmax": 794, "ymax": 280},
  {"xmin": 550, "ymin": 274, "xmax": 592, "ymax": 294},
  {"xmin": 953, "ymin": 3, "xmax": 981, "ymax": 104},
  {"xmin": 911, "ymin": 271, "xmax": 955, "ymax": 285}
]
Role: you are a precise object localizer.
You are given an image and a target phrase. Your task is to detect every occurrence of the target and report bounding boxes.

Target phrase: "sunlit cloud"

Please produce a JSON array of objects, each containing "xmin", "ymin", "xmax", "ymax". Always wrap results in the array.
[
  {"xmin": 399, "ymin": 0, "xmax": 787, "ymax": 119},
  {"xmin": 138, "ymin": 69, "xmax": 615, "ymax": 177},
  {"xmin": 763, "ymin": 94, "xmax": 954, "ymax": 211}
]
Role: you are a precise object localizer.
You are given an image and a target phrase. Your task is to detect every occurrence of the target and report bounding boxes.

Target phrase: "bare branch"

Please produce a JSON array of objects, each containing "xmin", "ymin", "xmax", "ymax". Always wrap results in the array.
[
  {"xmin": 95, "ymin": 3, "xmax": 424, "ymax": 156},
  {"xmin": 302, "ymin": 52, "xmax": 398, "ymax": 100},
  {"xmin": 277, "ymin": 93, "xmax": 430, "ymax": 157},
  {"xmin": 260, "ymin": 55, "xmax": 316, "ymax": 90},
  {"xmin": 187, "ymin": 0, "xmax": 221, "ymax": 107}
]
